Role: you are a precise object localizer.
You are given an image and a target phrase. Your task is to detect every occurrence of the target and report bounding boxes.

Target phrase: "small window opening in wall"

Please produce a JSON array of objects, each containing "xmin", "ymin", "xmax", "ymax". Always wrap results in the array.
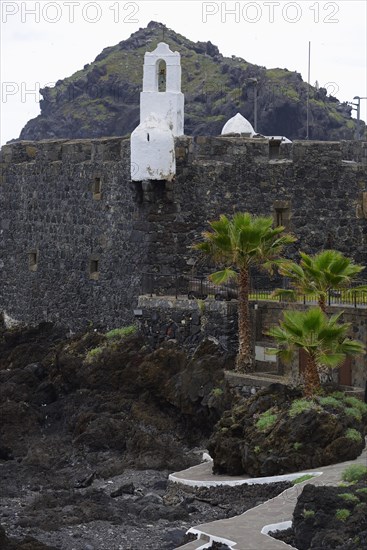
[
  {"xmin": 273, "ymin": 201, "xmax": 291, "ymax": 229},
  {"xmin": 92, "ymin": 177, "xmax": 102, "ymax": 200},
  {"xmin": 89, "ymin": 259, "xmax": 99, "ymax": 280},
  {"xmin": 29, "ymin": 251, "xmax": 38, "ymax": 272},
  {"xmin": 147, "ymin": 133, "xmax": 150, "ymax": 142},
  {"xmin": 275, "ymin": 209, "xmax": 283, "ymax": 227},
  {"xmin": 269, "ymin": 140, "xmax": 281, "ymax": 159}
]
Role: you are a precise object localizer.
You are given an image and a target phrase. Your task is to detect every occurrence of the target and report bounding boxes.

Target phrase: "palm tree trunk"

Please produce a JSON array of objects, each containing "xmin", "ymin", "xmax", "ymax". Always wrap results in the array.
[
  {"xmin": 304, "ymin": 352, "xmax": 321, "ymax": 397},
  {"xmin": 318, "ymin": 294, "xmax": 333, "ymax": 381},
  {"xmin": 236, "ymin": 267, "xmax": 253, "ymax": 373},
  {"xmin": 318, "ymin": 294, "xmax": 326, "ymax": 313}
]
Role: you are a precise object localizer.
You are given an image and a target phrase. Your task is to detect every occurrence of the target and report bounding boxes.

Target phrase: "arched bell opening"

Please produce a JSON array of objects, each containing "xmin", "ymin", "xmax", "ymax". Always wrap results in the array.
[{"xmin": 156, "ymin": 59, "xmax": 167, "ymax": 92}]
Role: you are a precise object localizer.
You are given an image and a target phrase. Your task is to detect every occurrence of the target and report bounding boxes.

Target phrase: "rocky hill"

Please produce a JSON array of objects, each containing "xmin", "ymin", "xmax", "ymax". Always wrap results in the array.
[{"xmin": 17, "ymin": 21, "xmax": 363, "ymax": 142}]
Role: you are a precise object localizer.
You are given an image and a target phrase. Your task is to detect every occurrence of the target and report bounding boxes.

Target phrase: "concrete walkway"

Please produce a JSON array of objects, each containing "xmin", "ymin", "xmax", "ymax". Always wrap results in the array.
[{"xmin": 173, "ymin": 443, "xmax": 367, "ymax": 550}]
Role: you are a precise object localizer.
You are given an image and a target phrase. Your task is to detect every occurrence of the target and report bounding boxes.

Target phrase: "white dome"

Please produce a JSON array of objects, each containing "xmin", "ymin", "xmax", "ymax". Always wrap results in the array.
[{"xmin": 221, "ymin": 113, "xmax": 255, "ymax": 136}]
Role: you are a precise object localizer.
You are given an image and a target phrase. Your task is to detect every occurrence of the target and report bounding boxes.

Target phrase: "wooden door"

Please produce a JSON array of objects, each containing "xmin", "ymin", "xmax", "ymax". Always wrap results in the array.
[{"xmin": 339, "ymin": 357, "xmax": 352, "ymax": 386}]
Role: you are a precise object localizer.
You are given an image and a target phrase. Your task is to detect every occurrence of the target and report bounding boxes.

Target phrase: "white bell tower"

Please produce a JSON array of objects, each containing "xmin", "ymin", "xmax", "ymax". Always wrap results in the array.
[
  {"xmin": 140, "ymin": 42, "xmax": 184, "ymax": 136},
  {"xmin": 131, "ymin": 42, "xmax": 184, "ymax": 181}
]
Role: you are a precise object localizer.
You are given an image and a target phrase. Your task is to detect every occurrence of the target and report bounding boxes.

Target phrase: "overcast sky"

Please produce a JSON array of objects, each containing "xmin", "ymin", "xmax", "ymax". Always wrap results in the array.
[{"xmin": 1, "ymin": 0, "xmax": 366, "ymax": 145}]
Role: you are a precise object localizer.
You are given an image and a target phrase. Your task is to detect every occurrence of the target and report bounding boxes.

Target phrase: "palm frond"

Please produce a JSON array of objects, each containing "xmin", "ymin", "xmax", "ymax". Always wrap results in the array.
[
  {"xmin": 317, "ymin": 352, "xmax": 346, "ymax": 368},
  {"xmin": 209, "ymin": 268, "xmax": 238, "ymax": 285},
  {"xmin": 268, "ymin": 307, "xmax": 364, "ymax": 373},
  {"xmin": 339, "ymin": 339, "xmax": 365, "ymax": 355},
  {"xmin": 276, "ymin": 347, "xmax": 294, "ymax": 364},
  {"xmin": 272, "ymin": 288, "xmax": 297, "ymax": 301},
  {"xmin": 275, "ymin": 250, "xmax": 365, "ymax": 305}
]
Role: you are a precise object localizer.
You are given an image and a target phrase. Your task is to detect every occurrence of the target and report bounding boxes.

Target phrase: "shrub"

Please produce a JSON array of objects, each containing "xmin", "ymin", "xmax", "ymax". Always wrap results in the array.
[
  {"xmin": 293, "ymin": 442, "xmax": 303, "ymax": 451},
  {"xmin": 345, "ymin": 407, "xmax": 362, "ymax": 422},
  {"xmin": 319, "ymin": 396, "xmax": 343, "ymax": 409},
  {"xmin": 342, "ymin": 464, "xmax": 367, "ymax": 483},
  {"xmin": 256, "ymin": 410, "xmax": 278, "ymax": 431},
  {"xmin": 356, "ymin": 488, "xmax": 367, "ymax": 495},
  {"xmin": 289, "ymin": 399, "xmax": 319, "ymax": 417},
  {"xmin": 212, "ymin": 387, "xmax": 224, "ymax": 397},
  {"xmin": 344, "ymin": 396, "xmax": 367, "ymax": 414},
  {"xmin": 345, "ymin": 428, "xmax": 363, "ymax": 443},
  {"xmin": 197, "ymin": 299, "xmax": 206, "ymax": 313},
  {"xmin": 335, "ymin": 508, "xmax": 351, "ymax": 521},
  {"xmin": 106, "ymin": 325, "xmax": 137, "ymax": 339},
  {"xmin": 302, "ymin": 509, "xmax": 315, "ymax": 519},
  {"xmin": 86, "ymin": 347, "xmax": 103, "ymax": 362},
  {"xmin": 331, "ymin": 391, "xmax": 346, "ymax": 400},
  {"xmin": 338, "ymin": 493, "xmax": 360, "ymax": 503}
]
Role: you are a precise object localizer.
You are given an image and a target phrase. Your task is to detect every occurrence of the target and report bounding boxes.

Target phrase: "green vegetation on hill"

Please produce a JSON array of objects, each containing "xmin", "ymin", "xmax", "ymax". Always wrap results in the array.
[{"xmin": 17, "ymin": 21, "xmax": 362, "ymax": 142}]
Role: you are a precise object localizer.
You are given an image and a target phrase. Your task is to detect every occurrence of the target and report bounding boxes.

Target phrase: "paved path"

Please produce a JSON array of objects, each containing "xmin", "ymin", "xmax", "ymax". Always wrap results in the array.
[{"xmin": 173, "ymin": 443, "xmax": 367, "ymax": 550}]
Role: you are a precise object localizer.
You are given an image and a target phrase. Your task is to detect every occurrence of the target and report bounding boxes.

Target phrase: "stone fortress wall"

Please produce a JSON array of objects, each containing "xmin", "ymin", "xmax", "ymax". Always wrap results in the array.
[{"xmin": 0, "ymin": 136, "xmax": 367, "ymax": 330}]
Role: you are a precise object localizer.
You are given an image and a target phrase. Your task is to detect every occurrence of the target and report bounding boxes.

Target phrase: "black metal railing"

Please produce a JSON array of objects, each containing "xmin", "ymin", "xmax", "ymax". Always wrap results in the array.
[
  {"xmin": 141, "ymin": 272, "xmax": 188, "ymax": 299},
  {"xmin": 141, "ymin": 272, "xmax": 367, "ymax": 308}
]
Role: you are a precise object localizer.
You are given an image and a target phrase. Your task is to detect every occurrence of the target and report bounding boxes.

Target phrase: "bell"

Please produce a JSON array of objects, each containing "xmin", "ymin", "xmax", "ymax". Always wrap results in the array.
[{"xmin": 159, "ymin": 69, "xmax": 166, "ymax": 87}]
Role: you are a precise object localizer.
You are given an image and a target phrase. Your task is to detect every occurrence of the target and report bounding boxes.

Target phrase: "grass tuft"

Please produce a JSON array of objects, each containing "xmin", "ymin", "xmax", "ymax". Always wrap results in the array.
[
  {"xmin": 292, "ymin": 474, "xmax": 315, "ymax": 485},
  {"xmin": 85, "ymin": 347, "xmax": 103, "ymax": 363},
  {"xmin": 342, "ymin": 464, "xmax": 367, "ymax": 483},
  {"xmin": 338, "ymin": 493, "xmax": 360, "ymax": 503},
  {"xmin": 344, "ymin": 397, "xmax": 367, "ymax": 414},
  {"xmin": 105, "ymin": 325, "xmax": 137, "ymax": 339},
  {"xmin": 256, "ymin": 409, "xmax": 278, "ymax": 431},
  {"xmin": 318, "ymin": 396, "xmax": 343, "ymax": 409},
  {"xmin": 345, "ymin": 428, "xmax": 363, "ymax": 443},
  {"xmin": 302, "ymin": 509, "xmax": 315, "ymax": 519},
  {"xmin": 335, "ymin": 508, "xmax": 351, "ymax": 522},
  {"xmin": 344, "ymin": 407, "xmax": 362, "ymax": 422},
  {"xmin": 289, "ymin": 399, "xmax": 319, "ymax": 417}
]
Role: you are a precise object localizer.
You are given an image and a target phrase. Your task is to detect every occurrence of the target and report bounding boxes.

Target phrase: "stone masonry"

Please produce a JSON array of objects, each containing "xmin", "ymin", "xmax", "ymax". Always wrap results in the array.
[
  {"xmin": 136, "ymin": 297, "xmax": 366, "ymax": 389},
  {"xmin": 0, "ymin": 136, "xmax": 366, "ymax": 329}
]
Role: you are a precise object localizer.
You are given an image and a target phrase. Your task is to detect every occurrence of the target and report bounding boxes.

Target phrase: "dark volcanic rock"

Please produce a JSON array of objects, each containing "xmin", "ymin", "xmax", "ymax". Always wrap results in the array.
[
  {"xmin": 14, "ymin": 22, "xmax": 363, "ymax": 143},
  {"xmin": 110, "ymin": 482, "xmax": 135, "ymax": 497},
  {"xmin": 0, "ymin": 525, "xmax": 58, "ymax": 549},
  {"xmin": 208, "ymin": 384, "xmax": 367, "ymax": 476},
  {"xmin": 5, "ymin": 323, "xmax": 365, "ymax": 549},
  {"xmin": 272, "ymin": 481, "xmax": 367, "ymax": 550},
  {"xmin": 0, "ymin": 442, "xmax": 13, "ymax": 460},
  {"xmin": 0, "ymin": 323, "xmax": 231, "ymax": 469},
  {"xmin": 0, "ymin": 400, "xmax": 43, "ymax": 456}
]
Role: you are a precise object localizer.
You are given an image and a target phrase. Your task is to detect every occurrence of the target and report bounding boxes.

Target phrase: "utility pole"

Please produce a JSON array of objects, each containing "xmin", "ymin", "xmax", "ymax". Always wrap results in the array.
[
  {"xmin": 350, "ymin": 96, "xmax": 367, "ymax": 140},
  {"xmin": 254, "ymin": 81, "xmax": 258, "ymax": 132},
  {"xmin": 246, "ymin": 78, "xmax": 258, "ymax": 132},
  {"xmin": 306, "ymin": 41, "xmax": 311, "ymax": 140}
]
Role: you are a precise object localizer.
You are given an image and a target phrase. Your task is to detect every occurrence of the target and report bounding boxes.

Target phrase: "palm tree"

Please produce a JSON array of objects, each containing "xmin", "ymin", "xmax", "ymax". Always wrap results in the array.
[
  {"xmin": 194, "ymin": 213, "xmax": 295, "ymax": 373},
  {"xmin": 267, "ymin": 308, "xmax": 364, "ymax": 396},
  {"xmin": 274, "ymin": 250, "xmax": 365, "ymax": 311}
]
